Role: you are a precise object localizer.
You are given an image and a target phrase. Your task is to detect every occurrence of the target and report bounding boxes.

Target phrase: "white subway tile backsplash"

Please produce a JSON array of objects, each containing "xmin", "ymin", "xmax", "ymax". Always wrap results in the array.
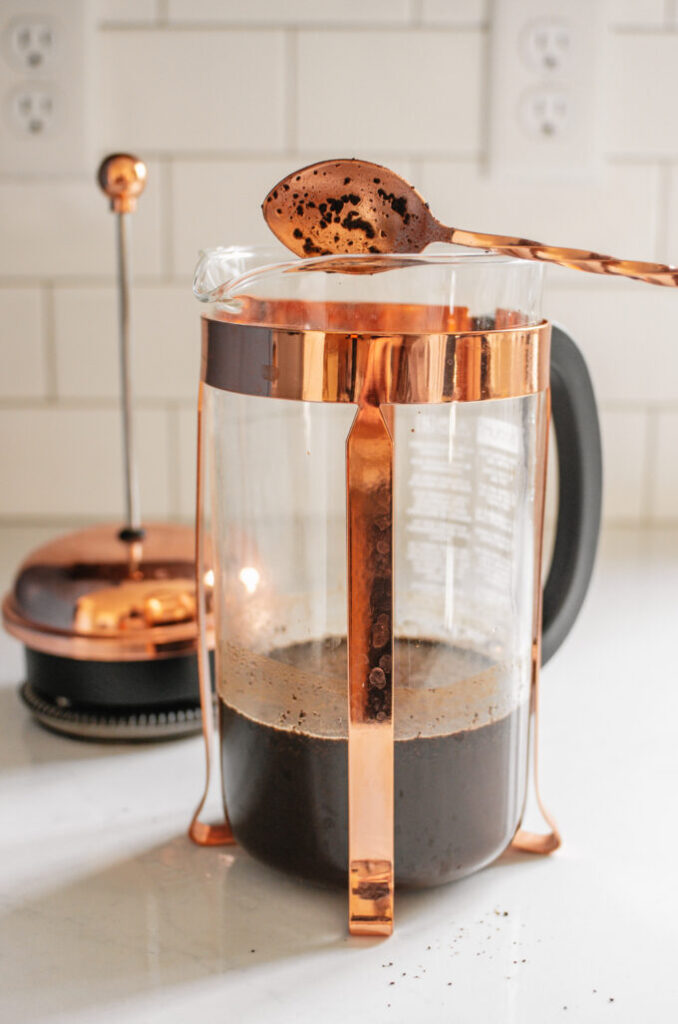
[
  {"xmin": 547, "ymin": 406, "xmax": 649, "ymax": 531},
  {"xmin": 134, "ymin": 292, "xmax": 199, "ymax": 402},
  {"xmin": 651, "ymin": 412, "xmax": 678, "ymax": 519},
  {"xmin": 172, "ymin": 159, "xmax": 315, "ymax": 274},
  {"xmin": 420, "ymin": 0, "xmax": 488, "ymax": 25},
  {"xmin": 0, "ymin": 163, "xmax": 163, "ymax": 279},
  {"xmin": 99, "ymin": 30, "xmax": 286, "ymax": 154},
  {"xmin": 0, "ymin": 408, "xmax": 170, "ymax": 519},
  {"xmin": 544, "ymin": 284, "xmax": 678, "ymax": 404},
  {"xmin": 0, "ymin": 12, "xmax": 677, "ymax": 530},
  {"xmin": 607, "ymin": 34, "xmax": 678, "ymax": 156},
  {"xmin": 599, "ymin": 408, "xmax": 648, "ymax": 522},
  {"xmin": 0, "ymin": 290, "xmax": 46, "ymax": 398},
  {"xmin": 296, "ymin": 31, "xmax": 484, "ymax": 156},
  {"xmin": 54, "ymin": 288, "xmax": 116, "ymax": 397},
  {"xmin": 167, "ymin": 0, "xmax": 411, "ymax": 25},
  {"xmin": 54, "ymin": 286, "xmax": 200, "ymax": 400},
  {"xmin": 419, "ymin": 162, "xmax": 661, "ymax": 262}
]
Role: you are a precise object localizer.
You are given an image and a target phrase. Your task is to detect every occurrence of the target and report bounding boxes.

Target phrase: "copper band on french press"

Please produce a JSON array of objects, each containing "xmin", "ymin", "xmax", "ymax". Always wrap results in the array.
[
  {"xmin": 201, "ymin": 315, "xmax": 551, "ymax": 404},
  {"xmin": 200, "ymin": 307, "xmax": 552, "ymax": 936}
]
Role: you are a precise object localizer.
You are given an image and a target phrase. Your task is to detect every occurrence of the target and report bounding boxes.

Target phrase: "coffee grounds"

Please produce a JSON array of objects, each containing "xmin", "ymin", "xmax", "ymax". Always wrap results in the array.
[{"xmin": 219, "ymin": 638, "xmax": 528, "ymax": 888}]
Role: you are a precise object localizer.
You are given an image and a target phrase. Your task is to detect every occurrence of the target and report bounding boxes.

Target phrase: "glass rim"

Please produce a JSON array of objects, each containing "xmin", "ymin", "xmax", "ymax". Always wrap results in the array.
[{"xmin": 194, "ymin": 244, "xmax": 539, "ymax": 305}]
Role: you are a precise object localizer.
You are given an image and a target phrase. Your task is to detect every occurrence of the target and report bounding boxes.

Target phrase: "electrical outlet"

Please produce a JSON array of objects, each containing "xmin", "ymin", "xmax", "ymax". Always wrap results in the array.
[
  {"xmin": 8, "ymin": 85, "xmax": 59, "ymax": 137},
  {"xmin": 4, "ymin": 16, "xmax": 58, "ymax": 72},
  {"xmin": 519, "ymin": 87, "xmax": 569, "ymax": 139},
  {"xmin": 0, "ymin": 0, "xmax": 93, "ymax": 177},
  {"xmin": 520, "ymin": 19, "xmax": 572, "ymax": 74},
  {"xmin": 489, "ymin": 0, "xmax": 605, "ymax": 181}
]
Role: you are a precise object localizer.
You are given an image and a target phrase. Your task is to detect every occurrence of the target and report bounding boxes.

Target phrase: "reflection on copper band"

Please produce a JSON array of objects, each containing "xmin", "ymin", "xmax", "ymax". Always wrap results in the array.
[{"xmin": 202, "ymin": 302, "xmax": 550, "ymax": 405}]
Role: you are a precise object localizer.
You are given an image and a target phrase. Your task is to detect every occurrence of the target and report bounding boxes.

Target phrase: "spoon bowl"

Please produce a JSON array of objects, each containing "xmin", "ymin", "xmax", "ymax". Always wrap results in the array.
[
  {"xmin": 262, "ymin": 159, "xmax": 438, "ymax": 257},
  {"xmin": 263, "ymin": 158, "xmax": 678, "ymax": 288}
]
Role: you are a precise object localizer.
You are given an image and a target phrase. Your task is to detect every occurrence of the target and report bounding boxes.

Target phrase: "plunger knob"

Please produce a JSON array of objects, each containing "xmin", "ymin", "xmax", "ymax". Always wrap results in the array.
[{"xmin": 97, "ymin": 153, "xmax": 147, "ymax": 214}]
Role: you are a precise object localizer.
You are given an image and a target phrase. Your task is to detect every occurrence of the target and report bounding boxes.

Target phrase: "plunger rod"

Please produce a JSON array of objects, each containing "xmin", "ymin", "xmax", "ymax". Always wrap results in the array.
[
  {"xmin": 116, "ymin": 212, "xmax": 141, "ymax": 535},
  {"xmin": 97, "ymin": 153, "xmax": 148, "ymax": 539}
]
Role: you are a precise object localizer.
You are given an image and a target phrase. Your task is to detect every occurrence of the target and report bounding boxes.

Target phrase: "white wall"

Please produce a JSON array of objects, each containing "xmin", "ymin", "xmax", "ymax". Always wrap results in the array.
[{"xmin": 1, "ymin": 0, "xmax": 677, "ymax": 527}]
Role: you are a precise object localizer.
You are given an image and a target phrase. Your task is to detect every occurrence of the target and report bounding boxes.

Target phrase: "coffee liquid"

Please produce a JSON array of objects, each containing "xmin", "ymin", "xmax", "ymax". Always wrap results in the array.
[{"xmin": 219, "ymin": 638, "xmax": 528, "ymax": 888}]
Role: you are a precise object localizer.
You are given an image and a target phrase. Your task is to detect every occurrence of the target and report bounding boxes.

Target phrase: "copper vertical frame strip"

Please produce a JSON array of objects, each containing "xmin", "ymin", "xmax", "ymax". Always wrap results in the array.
[
  {"xmin": 346, "ymin": 341, "xmax": 395, "ymax": 936},
  {"xmin": 189, "ymin": 379, "xmax": 235, "ymax": 847},
  {"xmin": 511, "ymin": 387, "xmax": 561, "ymax": 855}
]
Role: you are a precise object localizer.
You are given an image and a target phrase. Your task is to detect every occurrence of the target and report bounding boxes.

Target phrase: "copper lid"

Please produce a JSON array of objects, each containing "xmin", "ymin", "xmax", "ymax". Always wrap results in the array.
[{"xmin": 2, "ymin": 523, "xmax": 212, "ymax": 662}]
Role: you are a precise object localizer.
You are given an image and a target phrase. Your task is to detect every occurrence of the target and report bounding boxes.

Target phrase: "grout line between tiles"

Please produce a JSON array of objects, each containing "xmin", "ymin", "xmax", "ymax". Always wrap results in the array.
[
  {"xmin": 0, "ymin": 515, "xmax": 94, "ymax": 529},
  {"xmin": 160, "ymin": 158, "xmax": 175, "ymax": 281},
  {"xmin": 599, "ymin": 399, "xmax": 678, "ymax": 413},
  {"xmin": 166, "ymin": 403, "xmax": 181, "ymax": 517},
  {"xmin": 284, "ymin": 29, "xmax": 298, "ymax": 155},
  {"xmin": 0, "ymin": 152, "xmax": 483, "ymax": 179},
  {"xmin": 0, "ymin": 514, "xmax": 193, "ymax": 529},
  {"xmin": 605, "ymin": 152, "xmax": 678, "ymax": 165},
  {"xmin": 655, "ymin": 161, "xmax": 672, "ymax": 261},
  {"xmin": 98, "ymin": 22, "xmax": 483, "ymax": 33},
  {"xmin": 95, "ymin": 19, "xmax": 676, "ymax": 34},
  {"xmin": 0, "ymin": 276, "xmax": 196, "ymax": 291},
  {"xmin": 41, "ymin": 282, "xmax": 57, "ymax": 403},
  {"xmin": 98, "ymin": 21, "xmax": 158, "ymax": 30},
  {"xmin": 603, "ymin": 515, "xmax": 678, "ymax": 528},
  {"xmin": 408, "ymin": 157, "xmax": 424, "ymax": 188},
  {"xmin": 1, "ymin": 514, "xmax": 674, "ymax": 531},
  {"xmin": 409, "ymin": 0, "xmax": 424, "ymax": 28},
  {"xmin": 165, "ymin": 149, "xmax": 483, "ymax": 162},
  {"xmin": 0, "ymin": 150, "xmax": 483, "ymax": 170},
  {"xmin": 641, "ymin": 406, "xmax": 660, "ymax": 525},
  {"xmin": 0, "ymin": 277, "xmax": 45, "ymax": 288},
  {"xmin": 613, "ymin": 23, "xmax": 678, "ymax": 34},
  {"xmin": 0, "ymin": 396, "xmax": 196, "ymax": 411},
  {"xmin": 477, "ymin": 6, "xmax": 492, "ymax": 175}
]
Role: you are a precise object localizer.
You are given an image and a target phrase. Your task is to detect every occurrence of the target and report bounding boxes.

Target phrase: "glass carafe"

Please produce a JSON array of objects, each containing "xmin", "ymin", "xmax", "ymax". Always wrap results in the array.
[{"xmin": 190, "ymin": 246, "xmax": 602, "ymax": 936}]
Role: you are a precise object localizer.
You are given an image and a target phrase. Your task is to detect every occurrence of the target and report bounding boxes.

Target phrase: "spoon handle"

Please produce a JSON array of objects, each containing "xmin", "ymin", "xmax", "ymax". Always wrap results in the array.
[{"xmin": 444, "ymin": 226, "xmax": 678, "ymax": 287}]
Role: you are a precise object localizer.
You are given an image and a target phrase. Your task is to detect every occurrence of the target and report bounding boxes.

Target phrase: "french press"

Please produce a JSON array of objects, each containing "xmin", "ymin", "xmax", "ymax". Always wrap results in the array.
[
  {"xmin": 189, "ymin": 244, "xmax": 602, "ymax": 935},
  {"xmin": 2, "ymin": 156, "xmax": 207, "ymax": 741}
]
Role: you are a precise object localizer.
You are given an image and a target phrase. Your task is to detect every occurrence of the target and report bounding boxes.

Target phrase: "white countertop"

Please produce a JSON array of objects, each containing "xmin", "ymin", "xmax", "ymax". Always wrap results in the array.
[{"xmin": 1, "ymin": 526, "xmax": 677, "ymax": 1023}]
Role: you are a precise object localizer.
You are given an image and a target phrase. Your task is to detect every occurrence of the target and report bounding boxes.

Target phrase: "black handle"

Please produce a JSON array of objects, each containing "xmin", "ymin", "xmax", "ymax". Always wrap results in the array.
[{"xmin": 542, "ymin": 324, "xmax": 603, "ymax": 665}]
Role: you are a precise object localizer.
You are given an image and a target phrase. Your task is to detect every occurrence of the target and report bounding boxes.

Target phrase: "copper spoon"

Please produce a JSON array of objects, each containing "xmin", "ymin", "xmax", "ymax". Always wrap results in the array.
[{"xmin": 263, "ymin": 158, "xmax": 678, "ymax": 287}]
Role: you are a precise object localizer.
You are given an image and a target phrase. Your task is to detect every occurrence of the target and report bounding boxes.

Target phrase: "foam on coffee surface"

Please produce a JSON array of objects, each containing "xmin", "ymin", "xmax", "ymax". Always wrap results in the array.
[{"xmin": 218, "ymin": 636, "xmax": 526, "ymax": 741}]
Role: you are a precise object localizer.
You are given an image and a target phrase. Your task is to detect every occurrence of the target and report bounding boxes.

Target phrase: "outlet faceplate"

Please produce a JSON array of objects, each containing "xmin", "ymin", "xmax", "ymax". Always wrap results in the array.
[
  {"xmin": 8, "ymin": 85, "xmax": 59, "ymax": 137},
  {"xmin": 489, "ymin": 0, "xmax": 605, "ymax": 181},
  {"xmin": 0, "ymin": 0, "xmax": 93, "ymax": 177},
  {"xmin": 4, "ymin": 16, "xmax": 58, "ymax": 72}
]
